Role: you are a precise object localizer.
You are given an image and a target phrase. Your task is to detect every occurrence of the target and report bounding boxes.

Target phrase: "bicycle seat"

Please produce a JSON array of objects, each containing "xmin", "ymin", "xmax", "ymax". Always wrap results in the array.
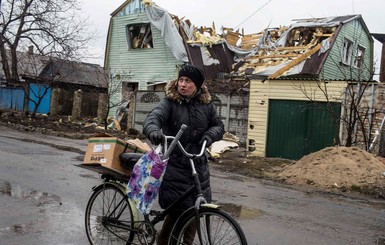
[{"xmin": 119, "ymin": 153, "xmax": 143, "ymax": 170}]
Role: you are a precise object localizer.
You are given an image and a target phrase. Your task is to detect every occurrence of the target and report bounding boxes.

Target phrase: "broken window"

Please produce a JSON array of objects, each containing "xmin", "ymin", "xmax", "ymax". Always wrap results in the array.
[
  {"xmin": 354, "ymin": 45, "xmax": 365, "ymax": 69},
  {"xmin": 126, "ymin": 23, "xmax": 153, "ymax": 49},
  {"xmin": 341, "ymin": 38, "xmax": 353, "ymax": 65}
]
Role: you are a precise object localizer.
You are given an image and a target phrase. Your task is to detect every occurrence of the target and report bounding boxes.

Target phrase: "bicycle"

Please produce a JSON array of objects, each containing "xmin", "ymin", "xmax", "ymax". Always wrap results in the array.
[{"xmin": 84, "ymin": 124, "xmax": 248, "ymax": 245}]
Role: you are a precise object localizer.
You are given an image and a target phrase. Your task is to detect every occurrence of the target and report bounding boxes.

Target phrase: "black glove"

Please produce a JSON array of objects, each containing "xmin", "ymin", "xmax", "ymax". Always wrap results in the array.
[
  {"xmin": 148, "ymin": 130, "xmax": 164, "ymax": 145},
  {"xmin": 199, "ymin": 135, "xmax": 212, "ymax": 147}
]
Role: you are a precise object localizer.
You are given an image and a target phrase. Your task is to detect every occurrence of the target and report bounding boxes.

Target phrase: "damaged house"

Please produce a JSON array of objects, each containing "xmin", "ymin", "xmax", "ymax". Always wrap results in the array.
[
  {"xmin": 234, "ymin": 15, "xmax": 379, "ymax": 160},
  {"xmin": 105, "ymin": 0, "xmax": 382, "ymax": 159},
  {"xmin": 104, "ymin": 0, "xmax": 247, "ymax": 140},
  {"xmin": 105, "ymin": 0, "xmax": 235, "ymax": 91}
]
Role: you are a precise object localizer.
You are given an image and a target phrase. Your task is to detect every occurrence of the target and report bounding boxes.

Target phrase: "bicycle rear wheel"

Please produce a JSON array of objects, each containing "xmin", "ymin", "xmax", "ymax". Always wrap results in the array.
[
  {"xmin": 85, "ymin": 183, "xmax": 135, "ymax": 245},
  {"xmin": 169, "ymin": 207, "xmax": 247, "ymax": 245}
]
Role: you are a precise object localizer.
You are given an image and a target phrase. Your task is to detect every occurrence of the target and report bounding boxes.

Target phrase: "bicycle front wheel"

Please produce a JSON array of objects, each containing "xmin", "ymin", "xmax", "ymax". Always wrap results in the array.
[
  {"xmin": 169, "ymin": 207, "xmax": 247, "ymax": 245},
  {"xmin": 85, "ymin": 183, "xmax": 135, "ymax": 245}
]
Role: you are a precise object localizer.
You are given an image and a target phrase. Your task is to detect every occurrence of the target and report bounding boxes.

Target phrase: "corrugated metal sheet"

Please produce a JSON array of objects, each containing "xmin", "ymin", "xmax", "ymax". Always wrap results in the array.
[{"xmin": 187, "ymin": 43, "xmax": 234, "ymax": 80}]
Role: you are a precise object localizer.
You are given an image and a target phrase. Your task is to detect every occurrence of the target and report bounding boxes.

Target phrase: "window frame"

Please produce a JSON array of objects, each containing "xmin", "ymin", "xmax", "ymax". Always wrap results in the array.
[
  {"xmin": 353, "ymin": 45, "xmax": 365, "ymax": 69},
  {"xmin": 126, "ymin": 23, "xmax": 153, "ymax": 50},
  {"xmin": 341, "ymin": 38, "xmax": 354, "ymax": 65}
]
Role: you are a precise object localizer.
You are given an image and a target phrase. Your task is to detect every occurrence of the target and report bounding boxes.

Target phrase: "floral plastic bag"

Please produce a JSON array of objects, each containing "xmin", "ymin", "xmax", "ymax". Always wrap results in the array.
[{"xmin": 127, "ymin": 146, "xmax": 167, "ymax": 214}]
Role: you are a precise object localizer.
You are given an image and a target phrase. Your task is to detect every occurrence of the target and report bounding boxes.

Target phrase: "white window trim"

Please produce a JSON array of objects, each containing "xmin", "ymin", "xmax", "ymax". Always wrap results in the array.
[
  {"xmin": 354, "ymin": 45, "xmax": 365, "ymax": 69},
  {"xmin": 341, "ymin": 38, "xmax": 354, "ymax": 65}
]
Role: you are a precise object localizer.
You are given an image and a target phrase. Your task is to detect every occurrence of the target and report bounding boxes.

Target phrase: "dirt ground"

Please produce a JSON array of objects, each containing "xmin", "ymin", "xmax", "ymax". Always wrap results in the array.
[{"xmin": 1, "ymin": 110, "xmax": 385, "ymax": 199}]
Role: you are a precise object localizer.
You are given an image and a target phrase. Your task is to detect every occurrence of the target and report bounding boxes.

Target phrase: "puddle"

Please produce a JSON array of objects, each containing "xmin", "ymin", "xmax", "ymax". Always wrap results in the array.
[
  {"xmin": 0, "ymin": 181, "xmax": 61, "ymax": 207},
  {"xmin": 216, "ymin": 202, "xmax": 265, "ymax": 220},
  {"xmin": 0, "ymin": 221, "xmax": 38, "ymax": 235}
]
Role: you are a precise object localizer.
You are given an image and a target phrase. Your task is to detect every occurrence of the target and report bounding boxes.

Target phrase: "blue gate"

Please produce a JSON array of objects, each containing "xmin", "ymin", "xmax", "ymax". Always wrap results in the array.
[
  {"xmin": 0, "ymin": 87, "xmax": 24, "ymax": 110},
  {"xmin": 28, "ymin": 84, "xmax": 51, "ymax": 114}
]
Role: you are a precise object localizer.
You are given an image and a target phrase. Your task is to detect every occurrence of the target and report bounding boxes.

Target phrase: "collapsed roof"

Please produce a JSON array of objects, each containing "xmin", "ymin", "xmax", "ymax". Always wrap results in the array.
[
  {"xmin": 143, "ymin": 0, "xmax": 234, "ymax": 80},
  {"xmin": 234, "ymin": 15, "xmax": 366, "ymax": 79},
  {"xmin": 142, "ymin": 1, "xmax": 366, "ymax": 80}
]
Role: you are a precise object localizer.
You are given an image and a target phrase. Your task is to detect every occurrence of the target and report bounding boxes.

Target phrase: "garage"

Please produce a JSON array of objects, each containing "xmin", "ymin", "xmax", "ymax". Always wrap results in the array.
[{"xmin": 266, "ymin": 99, "xmax": 341, "ymax": 160}]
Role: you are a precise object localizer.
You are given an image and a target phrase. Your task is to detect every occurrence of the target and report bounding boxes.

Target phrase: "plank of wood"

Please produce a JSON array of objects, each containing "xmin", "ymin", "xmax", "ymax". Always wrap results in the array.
[
  {"xmin": 276, "ymin": 46, "xmax": 309, "ymax": 51},
  {"xmin": 268, "ymin": 43, "xmax": 322, "ymax": 79},
  {"xmin": 315, "ymin": 33, "xmax": 333, "ymax": 37},
  {"xmin": 251, "ymin": 53, "xmax": 300, "ymax": 59}
]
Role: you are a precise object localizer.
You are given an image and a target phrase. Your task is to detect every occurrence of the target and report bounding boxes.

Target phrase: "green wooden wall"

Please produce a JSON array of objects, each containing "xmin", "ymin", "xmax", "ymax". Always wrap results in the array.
[
  {"xmin": 322, "ymin": 19, "xmax": 373, "ymax": 81},
  {"xmin": 106, "ymin": 12, "xmax": 182, "ymax": 82},
  {"xmin": 105, "ymin": 4, "xmax": 183, "ymax": 115}
]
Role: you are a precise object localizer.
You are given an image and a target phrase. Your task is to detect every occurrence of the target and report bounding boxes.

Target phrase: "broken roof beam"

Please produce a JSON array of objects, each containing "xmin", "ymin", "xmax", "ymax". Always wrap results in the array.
[
  {"xmin": 268, "ymin": 42, "xmax": 322, "ymax": 79},
  {"xmin": 249, "ymin": 53, "xmax": 300, "ymax": 61},
  {"xmin": 276, "ymin": 46, "xmax": 309, "ymax": 51},
  {"xmin": 256, "ymin": 53, "xmax": 300, "ymax": 59}
]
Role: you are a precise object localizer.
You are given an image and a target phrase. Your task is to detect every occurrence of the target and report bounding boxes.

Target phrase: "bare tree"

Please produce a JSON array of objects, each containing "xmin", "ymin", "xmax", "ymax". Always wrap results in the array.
[
  {"xmin": 0, "ymin": 0, "xmax": 96, "ymax": 114},
  {"xmin": 295, "ymin": 43, "xmax": 383, "ymax": 151}
]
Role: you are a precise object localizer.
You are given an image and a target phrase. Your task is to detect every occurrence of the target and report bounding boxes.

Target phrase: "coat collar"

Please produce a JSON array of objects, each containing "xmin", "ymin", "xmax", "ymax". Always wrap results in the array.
[{"xmin": 165, "ymin": 79, "xmax": 212, "ymax": 104}]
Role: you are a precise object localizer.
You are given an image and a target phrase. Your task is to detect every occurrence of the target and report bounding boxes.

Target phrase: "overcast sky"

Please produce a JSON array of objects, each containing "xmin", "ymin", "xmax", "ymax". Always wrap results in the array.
[{"xmin": 81, "ymin": 0, "xmax": 384, "ymax": 72}]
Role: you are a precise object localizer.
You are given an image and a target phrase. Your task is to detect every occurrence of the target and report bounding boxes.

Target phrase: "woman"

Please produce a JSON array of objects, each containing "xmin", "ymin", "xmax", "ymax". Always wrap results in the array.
[{"xmin": 142, "ymin": 64, "xmax": 224, "ymax": 244}]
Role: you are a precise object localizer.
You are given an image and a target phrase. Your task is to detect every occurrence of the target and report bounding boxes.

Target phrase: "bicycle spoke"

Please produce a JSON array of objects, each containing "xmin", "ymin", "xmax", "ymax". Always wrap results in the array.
[
  {"xmin": 85, "ymin": 184, "xmax": 135, "ymax": 245},
  {"xmin": 169, "ymin": 208, "xmax": 247, "ymax": 245}
]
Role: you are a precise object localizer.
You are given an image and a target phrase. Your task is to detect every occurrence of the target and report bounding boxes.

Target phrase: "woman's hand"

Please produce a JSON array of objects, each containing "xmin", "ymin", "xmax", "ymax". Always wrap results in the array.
[{"xmin": 148, "ymin": 130, "xmax": 164, "ymax": 145}]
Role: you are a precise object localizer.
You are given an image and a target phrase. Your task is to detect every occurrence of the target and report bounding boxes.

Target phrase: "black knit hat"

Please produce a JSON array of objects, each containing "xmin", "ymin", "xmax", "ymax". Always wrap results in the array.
[{"xmin": 178, "ymin": 64, "xmax": 205, "ymax": 89}]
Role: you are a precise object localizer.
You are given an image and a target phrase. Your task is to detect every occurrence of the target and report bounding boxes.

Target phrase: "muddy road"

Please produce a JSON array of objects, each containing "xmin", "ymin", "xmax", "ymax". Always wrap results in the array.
[{"xmin": 0, "ymin": 127, "xmax": 384, "ymax": 245}]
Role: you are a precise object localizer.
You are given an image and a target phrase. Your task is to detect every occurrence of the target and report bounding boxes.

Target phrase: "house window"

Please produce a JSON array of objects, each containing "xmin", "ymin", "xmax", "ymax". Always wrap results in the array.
[
  {"xmin": 341, "ymin": 38, "xmax": 353, "ymax": 65},
  {"xmin": 126, "ymin": 23, "xmax": 153, "ymax": 49},
  {"xmin": 354, "ymin": 45, "xmax": 365, "ymax": 69}
]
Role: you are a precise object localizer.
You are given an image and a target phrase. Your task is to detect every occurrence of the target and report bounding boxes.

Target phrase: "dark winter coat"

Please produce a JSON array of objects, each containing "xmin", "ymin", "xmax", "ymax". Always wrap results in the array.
[{"xmin": 142, "ymin": 80, "xmax": 224, "ymax": 215}]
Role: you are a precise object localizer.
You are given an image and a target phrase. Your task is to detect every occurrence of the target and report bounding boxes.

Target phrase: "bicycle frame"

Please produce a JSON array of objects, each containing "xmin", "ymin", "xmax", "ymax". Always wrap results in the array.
[
  {"xmin": 95, "ymin": 166, "xmax": 208, "ymax": 242},
  {"xmin": 89, "ymin": 124, "xmax": 214, "ymax": 244}
]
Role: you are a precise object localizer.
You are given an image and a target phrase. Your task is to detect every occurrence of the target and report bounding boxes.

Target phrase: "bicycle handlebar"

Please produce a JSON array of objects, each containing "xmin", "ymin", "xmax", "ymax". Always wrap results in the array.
[
  {"xmin": 163, "ymin": 124, "xmax": 187, "ymax": 159},
  {"xmin": 163, "ymin": 124, "xmax": 207, "ymax": 159}
]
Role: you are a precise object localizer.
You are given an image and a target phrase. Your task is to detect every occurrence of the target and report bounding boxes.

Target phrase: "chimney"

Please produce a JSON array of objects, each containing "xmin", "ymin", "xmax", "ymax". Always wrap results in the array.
[{"xmin": 28, "ymin": 46, "xmax": 34, "ymax": 55}]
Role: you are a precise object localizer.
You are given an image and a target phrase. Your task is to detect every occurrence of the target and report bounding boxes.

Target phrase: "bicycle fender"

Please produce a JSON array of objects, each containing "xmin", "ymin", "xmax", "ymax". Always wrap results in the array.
[
  {"xmin": 127, "ymin": 199, "xmax": 140, "ymax": 226},
  {"xmin": 201, "ymin": 203, "xmax": 220, "ymax": 209}
]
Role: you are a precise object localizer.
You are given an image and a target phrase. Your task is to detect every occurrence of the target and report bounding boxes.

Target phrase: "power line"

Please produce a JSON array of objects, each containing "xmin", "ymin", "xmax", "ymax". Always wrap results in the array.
[{"xmin": 234, "ymin": 0, "xmax": 272, "ymax": 30}]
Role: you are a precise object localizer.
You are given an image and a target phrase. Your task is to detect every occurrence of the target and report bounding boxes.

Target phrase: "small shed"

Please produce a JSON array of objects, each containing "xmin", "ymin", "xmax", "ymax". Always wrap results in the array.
[{"xmin": 0, "ymin": 49, "xmax": 107, "ymax": 116}]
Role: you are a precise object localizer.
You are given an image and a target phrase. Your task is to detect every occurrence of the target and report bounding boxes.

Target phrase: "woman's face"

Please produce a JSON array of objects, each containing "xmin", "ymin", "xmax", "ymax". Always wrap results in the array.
[{"xmin": 178, "ymin": 76, "xmax": 197, "ymax": 97}]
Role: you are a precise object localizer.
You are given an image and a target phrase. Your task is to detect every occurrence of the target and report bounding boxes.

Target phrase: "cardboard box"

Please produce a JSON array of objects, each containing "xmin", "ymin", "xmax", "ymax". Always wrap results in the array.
[{"xmin": 81, "ymin": 134, "xmax": 146, "ymax": 177}]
